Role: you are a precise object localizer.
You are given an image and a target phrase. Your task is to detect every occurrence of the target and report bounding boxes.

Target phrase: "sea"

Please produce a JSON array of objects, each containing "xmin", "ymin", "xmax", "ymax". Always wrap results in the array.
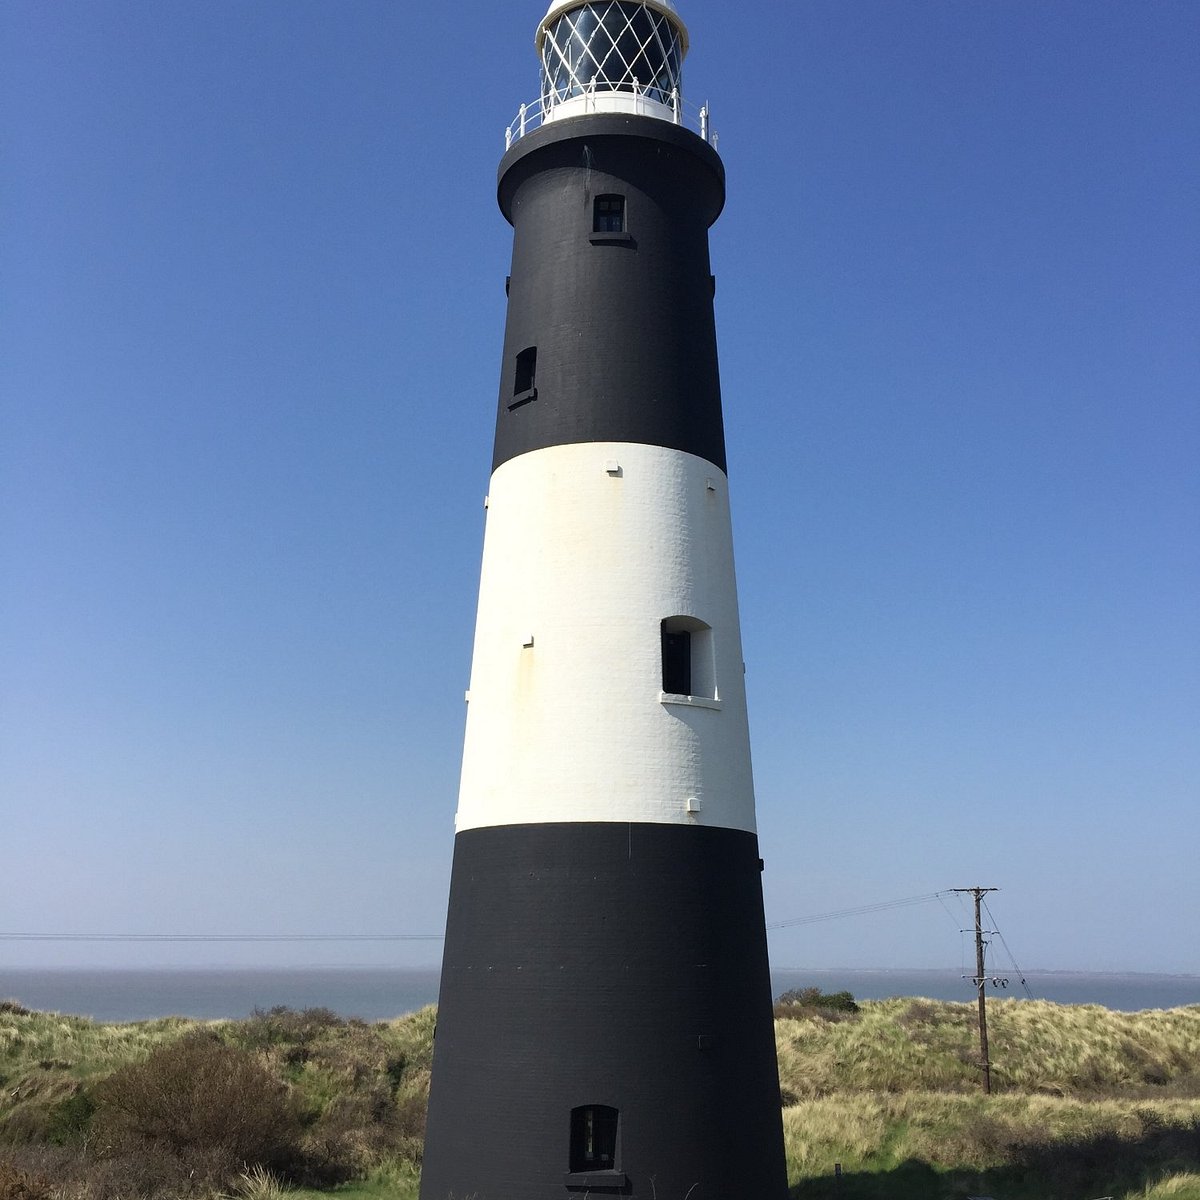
[{"xmin": 1, "ymin": 967, "xmax": 1197, "ymax": 1023}]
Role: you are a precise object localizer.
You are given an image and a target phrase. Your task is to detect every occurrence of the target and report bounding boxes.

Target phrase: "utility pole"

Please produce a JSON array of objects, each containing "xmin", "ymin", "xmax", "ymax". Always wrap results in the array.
[{"xmin": 952, "ymin": 887, "xmax": 998, "ymax": 1094}]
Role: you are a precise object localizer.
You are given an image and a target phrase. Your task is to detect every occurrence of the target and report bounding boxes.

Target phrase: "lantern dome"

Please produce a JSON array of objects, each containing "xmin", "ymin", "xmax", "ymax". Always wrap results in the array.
[{"xmin": 535, "ymin": 1, "xmax": 690, "ymax": 124}]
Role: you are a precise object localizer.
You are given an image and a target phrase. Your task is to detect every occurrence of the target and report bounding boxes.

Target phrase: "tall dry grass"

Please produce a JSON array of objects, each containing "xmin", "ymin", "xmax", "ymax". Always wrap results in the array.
[
  {"xmin": 1141, "ymin": 1175, "xmax": 1200, "ymax": 1200},
  {"xmin": 782, "ymin": 1092, "xmax": 1200, "ymax": 1177},
  {"xmin": 775, "ymin": 998, "xmax": 1200, "ymax": 1194},
  {"xmin": 0, "ymin": 1008, "xmax": 201, "ymax": 1081},
  {"xmin": 776, "ymin": 997, "xmax": 1200, "ymax": 1098}
]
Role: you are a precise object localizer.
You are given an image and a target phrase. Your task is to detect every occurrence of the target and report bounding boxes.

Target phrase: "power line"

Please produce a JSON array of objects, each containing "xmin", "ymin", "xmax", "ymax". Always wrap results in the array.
[
  {"xmin": 1, "ymin": 889, "xmax": 960, "ymax": 942},
  {"xmin": 766, "ymin": 890, "xmax": 951, "ymax": 930},
  {"xmin": 0, "ymin": 933, "xmax": 444, "ymax": 943},
  {"xmin": 938, "ymin": 891, "xmax": 970, "ymax": 977},
  {"xmin": 982, "ymin": 896, "xmax": 1035, "ymax": 1001},
  {"xmin": 935, "ymin": 891, "xmax": 963, "ymax": 930}
]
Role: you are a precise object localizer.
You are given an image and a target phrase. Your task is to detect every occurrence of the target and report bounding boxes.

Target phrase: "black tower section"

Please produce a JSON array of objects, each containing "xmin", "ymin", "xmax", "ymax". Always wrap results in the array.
[
  {"xmin": 419, "ymin": 109, "xmax": 787, "ymax": 1200},
  {"xmin": 421, "ymin": 825, "xmax": 786, "ymax": 1199},
  {"xmin": 492, "ymin": 115, "xmax": 727, "ymax": 473}
]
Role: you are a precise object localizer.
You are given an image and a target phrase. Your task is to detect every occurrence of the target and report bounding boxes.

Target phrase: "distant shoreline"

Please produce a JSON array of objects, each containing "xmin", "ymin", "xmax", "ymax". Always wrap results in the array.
[{"xmin": 2, "ymin": 965, "xmax": 1196, "ymax": 1022}]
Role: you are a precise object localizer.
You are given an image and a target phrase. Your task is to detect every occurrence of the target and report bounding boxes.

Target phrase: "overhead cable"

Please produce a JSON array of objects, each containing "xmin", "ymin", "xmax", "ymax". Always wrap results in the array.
[{"xmin": 766, "ymin": 890, "xmax": 950, "ymax": 930}]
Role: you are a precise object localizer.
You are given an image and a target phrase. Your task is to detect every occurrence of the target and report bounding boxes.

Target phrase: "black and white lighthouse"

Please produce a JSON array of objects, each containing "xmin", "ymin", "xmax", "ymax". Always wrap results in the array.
[{"xmin": 421, "ymin": 2, "xmax": 787, "ymax": 1196}]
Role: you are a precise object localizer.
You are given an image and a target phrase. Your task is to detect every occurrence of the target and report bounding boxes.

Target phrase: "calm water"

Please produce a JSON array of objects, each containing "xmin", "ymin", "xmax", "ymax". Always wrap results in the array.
[{"xmin": 2, "ymin": 966, "xmax": 1196, "ymax": 1023}]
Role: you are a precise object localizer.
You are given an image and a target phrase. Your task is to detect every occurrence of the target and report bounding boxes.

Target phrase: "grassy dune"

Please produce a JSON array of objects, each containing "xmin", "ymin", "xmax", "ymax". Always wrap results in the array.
[
  {"xmin": 0, "ymin": 1010, "xmax": 197, "ymax": 1081},
  {"xmin": 2, "ymin": 996, "xmax": 1199, "ymax": 1199},
  {"xmin": 0, "ymin": 1001, "xmax": 435, "ymax": 1200},
  {"xmin": 781, "ymin": 1094, "xmax": 1200, "ymax": 1195},
  {"xmin": 776, "ymin": 997, "xmax": 1200, "ymax": 1097},
  {"xmin": 774, "ymin": 996, "xmax": 1200, "ymax": 1197}
]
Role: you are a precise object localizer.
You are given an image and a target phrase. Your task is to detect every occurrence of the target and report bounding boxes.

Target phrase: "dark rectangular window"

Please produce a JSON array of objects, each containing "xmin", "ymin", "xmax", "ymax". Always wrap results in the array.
[
  {"xmin": 570, "ymin": 1105, "xmax": 618, "ymax": 1172},
  {"xmin": 593, "ymin": 194, "xmax": 625, "ymax": 234},
  {"xmin": 514, "ymin": 346, "xmax": 537, "ymax": 396},
  {"xmin": 662, "ymin": 626, "xmax": 691, "ymax": 696}
]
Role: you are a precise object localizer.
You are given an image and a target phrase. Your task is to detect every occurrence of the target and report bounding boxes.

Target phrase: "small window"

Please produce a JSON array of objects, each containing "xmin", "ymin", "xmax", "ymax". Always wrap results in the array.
[
  {"xmin": 593, "ymin": 194, "xmax": 625, "ymax": 233},
  {"xmin": 570, "ymin": 1105, "xmax": 618, "ymax": 1172},
  {"xmin": 662, "ymin": 626, "xmax": 691, "ymax": 696},
  {"xmin": 514, "ymin": 346, "xmax": 537, "ymax": 396},
  {"xmin": 661, "ymin": 616, "xmax": 716, "ymax": 700}
]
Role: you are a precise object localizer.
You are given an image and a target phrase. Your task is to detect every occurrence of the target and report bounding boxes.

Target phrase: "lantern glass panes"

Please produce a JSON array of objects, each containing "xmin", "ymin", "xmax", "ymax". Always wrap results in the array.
[{"xmin": 541, "ymin": 2, "xmax": 683, "ymax": 109}]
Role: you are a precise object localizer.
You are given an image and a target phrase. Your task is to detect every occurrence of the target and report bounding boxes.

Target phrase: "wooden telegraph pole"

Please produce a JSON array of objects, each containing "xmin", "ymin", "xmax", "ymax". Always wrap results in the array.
[{"xmin": 953, "ymin": 887, "xmax": 998, "ymax": 1093}]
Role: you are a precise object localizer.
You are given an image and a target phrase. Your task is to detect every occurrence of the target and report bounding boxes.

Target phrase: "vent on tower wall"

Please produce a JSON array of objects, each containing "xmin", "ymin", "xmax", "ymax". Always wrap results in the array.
[{"xmin": 661, "ymin": 616, "xmax": 715, "ymax": 700}]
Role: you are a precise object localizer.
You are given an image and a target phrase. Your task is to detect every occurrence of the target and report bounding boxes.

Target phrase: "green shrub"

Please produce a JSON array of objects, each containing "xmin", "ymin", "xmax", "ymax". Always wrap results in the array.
[
  {"xmin": 239, "ymin": 1007, "xmax": 343, "ymax": 1052},
  {"xmin": 44, "ymin": 1090, "xmax": 95, "ymax": 1146},
  {"xmin": 775, "ymin": 987, "xmax": 860, "ymax": 1017},
  {"xmin": 219, "ymin": 1006, "xmax": 432, "ymax": 1186}
]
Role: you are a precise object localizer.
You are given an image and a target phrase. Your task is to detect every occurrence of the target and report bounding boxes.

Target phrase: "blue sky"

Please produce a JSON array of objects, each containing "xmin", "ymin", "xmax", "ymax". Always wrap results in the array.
[{"xmin": 3, "ymin": 0, "xmax": 1197, "ymax": 975}]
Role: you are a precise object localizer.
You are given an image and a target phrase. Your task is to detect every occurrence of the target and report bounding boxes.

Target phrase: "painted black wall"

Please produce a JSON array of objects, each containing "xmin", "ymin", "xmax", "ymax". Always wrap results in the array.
[
  {"xmin": 420, "ymin": 822, "xmax": 788, "ymax": 1200},
  {"xmin": 493, "ymin": 115, "xmax": 728, "ymax": 475}
]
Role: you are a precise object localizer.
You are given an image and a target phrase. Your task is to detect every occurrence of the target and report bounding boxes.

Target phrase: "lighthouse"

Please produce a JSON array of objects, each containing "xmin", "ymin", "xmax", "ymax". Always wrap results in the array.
[{"xmin": 421, "ymin": 2, "xmax": 787, "ymax": 1196}]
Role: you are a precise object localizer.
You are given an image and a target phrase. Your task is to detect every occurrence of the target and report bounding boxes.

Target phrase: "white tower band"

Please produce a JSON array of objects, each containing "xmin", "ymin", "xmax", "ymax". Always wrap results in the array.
[{"xmin": 421, "ymin": 3, "xmax": 787, "ymax": 1196}]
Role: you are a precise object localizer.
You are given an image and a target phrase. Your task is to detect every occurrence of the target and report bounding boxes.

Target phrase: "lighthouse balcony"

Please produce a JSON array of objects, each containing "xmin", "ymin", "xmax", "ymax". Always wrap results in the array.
[{"xmin": 505, "ymin": 86, "xmax": 712, "ymax": 148}]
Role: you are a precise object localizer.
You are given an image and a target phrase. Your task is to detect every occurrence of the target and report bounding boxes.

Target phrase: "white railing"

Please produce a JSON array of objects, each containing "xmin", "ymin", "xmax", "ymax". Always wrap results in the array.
[{"xmin": 505, "ymin": 84, "xmax": 715, "ymax": 149}]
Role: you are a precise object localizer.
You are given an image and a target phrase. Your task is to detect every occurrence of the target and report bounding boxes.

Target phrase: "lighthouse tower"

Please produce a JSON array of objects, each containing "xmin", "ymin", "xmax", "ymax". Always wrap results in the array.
[{"xmin": 421, "ymin": 2, "xmax": 787, "ymax": 1197}]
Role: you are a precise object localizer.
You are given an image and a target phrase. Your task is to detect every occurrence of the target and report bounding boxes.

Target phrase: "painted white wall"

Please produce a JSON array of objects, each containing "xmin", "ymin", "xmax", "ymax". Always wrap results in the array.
[
  {"xmin": 543, "ymin": 91, "xmax": 678, "ymax": 127},
  {"xmin": 456, "ymin": 441, "xmax": 757, "ymax": 834}
]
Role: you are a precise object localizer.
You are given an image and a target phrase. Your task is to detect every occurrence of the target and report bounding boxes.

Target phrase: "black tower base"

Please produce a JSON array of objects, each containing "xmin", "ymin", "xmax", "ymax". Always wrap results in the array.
[{"xmin": 420, "ymin": 822, "xmax": 788, "ymax": 1200}]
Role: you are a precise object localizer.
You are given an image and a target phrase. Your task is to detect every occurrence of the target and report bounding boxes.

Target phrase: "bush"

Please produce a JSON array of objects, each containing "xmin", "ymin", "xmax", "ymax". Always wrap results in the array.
[
  {"xmin": 239, "ymin": 1007, "xmax": 343, "ymax": 1052},
  {"xmin": 45, "ymin": 1090, "xmax": 96, "ymax": 1146},
  {"xmin": 896, "ymin": 999, "xmax": 940, "ymax": 1029},
  {"xmin": 774, "ymin": 987, "xmax": 860, "ymax": 1017},
  {"xmin": 219, "ymin": 1006, "xmax": 433, "ymax": 1186},
  {"xmin": 91, "ymin": 1030, "xmax": 301, "ymax": 1191}
]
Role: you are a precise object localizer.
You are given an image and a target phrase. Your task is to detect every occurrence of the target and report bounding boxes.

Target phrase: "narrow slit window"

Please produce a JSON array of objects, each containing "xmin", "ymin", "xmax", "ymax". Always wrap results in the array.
[
  {"xmin": 593, "ymin": 194, "xmax": 625, "ymax": 234},
  {"xmin": 514, "ymin": 346, "xmax": 537, "ymax": 396},
  {"xmin": 662, "ymin": 626, "xmax": 692, "ymax": 696},
  {"xmin": 569, "ymin": 1105, "xmax": 618, "ymax": 1172}
]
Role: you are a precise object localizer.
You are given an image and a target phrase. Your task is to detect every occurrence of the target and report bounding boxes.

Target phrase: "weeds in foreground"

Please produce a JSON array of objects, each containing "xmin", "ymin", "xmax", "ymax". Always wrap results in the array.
[
  {"xmin": 285, "ymin": 1158, "xmax": 420, "ymax": 1200},
  {"xmin": 1140, "ymin": 1175, "xmax": 1200, "ymax": 1200},
  {"xmin": 0, "ymin": 1158, "xmax": 51, "ymax": 1200},
  {"xmin": 222, "ymin": 1164, "xmax": 290, "ymax": 1200}
]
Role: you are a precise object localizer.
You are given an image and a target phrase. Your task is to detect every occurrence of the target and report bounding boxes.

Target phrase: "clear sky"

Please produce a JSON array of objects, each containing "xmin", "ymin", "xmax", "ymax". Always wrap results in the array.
[{"xmin": 3, "ymin": 1, "xmax": 1197, "ymax": 975}]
